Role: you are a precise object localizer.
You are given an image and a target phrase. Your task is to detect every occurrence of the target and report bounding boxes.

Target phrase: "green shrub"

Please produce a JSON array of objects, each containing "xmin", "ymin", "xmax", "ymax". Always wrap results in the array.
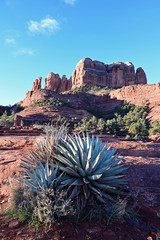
[
  {"xmin": 128, "ymin": 118, "xmax": 148, "ymax": 140},
  {"xmin": 97, "ymin": 118, "xmax": 106, "ymax": 132},
  {"xmin": 105, "ymin": 102, "xmax": 149, "ymax": 139},
  {"xmin": 149, "ymin": 121, "xmax": 160, "ymax": 136},
  {"xmin": 0, "ymin": 110, "xmax": 8, "ymax": 125},
  {"xmin": 89, "ymin": 116, "xmax": 97, "ymax": 128},
  {"xmin": 31, "ymin": 97, "xmax": 72, "ymax": 108},
  {"xmin": 77, "ymin": 117, "xmax": 90, "ymax": 132}
]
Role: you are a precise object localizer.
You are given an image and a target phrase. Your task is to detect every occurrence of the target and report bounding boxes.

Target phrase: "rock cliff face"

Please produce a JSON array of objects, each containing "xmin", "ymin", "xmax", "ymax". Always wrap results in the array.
[
  {"xmin": 26, "ymin": 57, "xmax": 147, "ymax": 95},
  {"xmin": 71, "ymin": 58, "xmax": 147, "ymax": 89}
]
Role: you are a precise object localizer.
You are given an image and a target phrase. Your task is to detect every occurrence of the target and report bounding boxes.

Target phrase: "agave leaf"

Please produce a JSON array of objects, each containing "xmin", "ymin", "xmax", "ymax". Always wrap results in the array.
[
  {"xmin": 54, "ymin": 154, "xmax": 74, "ymax": 168},
  {"xmin": 60, "ymin": 177, "xmax": 76, "ymax": 186},
  {"xmin": 102, "ymin": 192, "xmax": 116, "ymax": 202},
  {"xmin": 88, "ymin": 184, "xmax": 102, "ymax": 197},
  {"xmin": 92, "ymin": 152, "xmax": 102, "ymax": 170},
  {"xmin": 88, "ymin": 174, "xmax": 102, "ymax": 181},
  {"xmin": 55, "ymin": 144, "xmax": 78, "ymax": 166},
  {"xmin": 100, "ymin": 175, "xmax": 124, "ymax": 181},
  {"xmin": 75, "ymin": 165, "xmax": 86, "ymax": 177},
  {"xmin": 100, "ymin": 179, "xmax": 127, "ymax": 186},
  {"xmin": 83, "ymin": 184, "xmax": 90, "ymax": 199},
  {"xmin": 71, "ymin": 178, "xmax": 83, "ymax": 186},
  {"xmin": 24, "ymin": 169, "xmax": 37, "ymax": 183},
  {"xmin": 68, "ymin": 186, "xmax": 81, "ymax": 199},
  {"xmin": 58, "ymin": 166, "xmax": 80, "ymax": 177},
  {"xmin": 21, "ymin": 179, "xmax": 38, "ymax": 189},
  {"xmin": 103, "ymin": 167, "xmax": 128, "ymax": 178},
  {"xmin": 55, "ymin": 172, "xmax": 64, "ymax": 187},
  {"xmin": 94, "ymin": 193, "xmax": 106, "ymax": 203},
  {"xmin": 91, "ymin": 181, "xmax": 123, "ymax": 195}
]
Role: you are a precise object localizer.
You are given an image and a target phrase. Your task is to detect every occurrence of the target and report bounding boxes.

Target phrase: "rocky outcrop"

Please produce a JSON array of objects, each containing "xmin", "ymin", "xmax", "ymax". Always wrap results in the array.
[
  {"xmin": 71, "ymin": 58, "xmax": 147, "ymax": 89},
  {"xmin": 26, "ymin": 58, "xmax": 147, "ymax": 95},
  {"xmin": 32, "ymin": 77, "xmax": 42, "ymax": 91},
  {"xmin": 45, "ymin": 73, "xmax": 72, "ymax": 92},
  {"xmin": 136, "ymin": 67, "xmax": 147, "ymax": 84}
]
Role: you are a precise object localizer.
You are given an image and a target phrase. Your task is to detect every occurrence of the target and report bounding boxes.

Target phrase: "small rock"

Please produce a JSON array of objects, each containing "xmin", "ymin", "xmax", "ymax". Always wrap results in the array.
[
  {"xmin": 147, "ymin": 236, "xmax": 153, "ymax": 240},
  {"xmin": 8, "ymin": 219, "xmax": 20, "ymax": 228},
  {"xmin": 17, "ymin": 230, "xmax": 22, "ymax": 236}
]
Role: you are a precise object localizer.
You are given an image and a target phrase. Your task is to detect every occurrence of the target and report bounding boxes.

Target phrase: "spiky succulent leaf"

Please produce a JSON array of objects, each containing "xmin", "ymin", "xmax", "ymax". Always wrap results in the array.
[
  {"xmin": 21, "ymin": 160, "xmax": 62, "ymax": 192},
  {"xmin": 53, "ymin": 134, "xmax": 128, "ymax": 209}
]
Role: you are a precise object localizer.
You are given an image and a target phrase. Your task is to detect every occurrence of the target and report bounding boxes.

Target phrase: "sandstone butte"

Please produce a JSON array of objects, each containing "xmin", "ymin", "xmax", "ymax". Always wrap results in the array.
[
  {"xmin": 14, "ymin": 57, "xmax": 160, "ymax": 126},
  {"xmin": 27, "ymin": 57, "xmax": 147, "ymax": 94}
]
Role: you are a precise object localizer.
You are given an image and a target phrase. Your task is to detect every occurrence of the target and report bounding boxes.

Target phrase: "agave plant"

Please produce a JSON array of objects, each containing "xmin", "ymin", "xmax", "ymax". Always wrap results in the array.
[
  {"xmin": 21, "ymin": 160, "xmax": 63, "ymax": 193},
  {"xmin": 53, "ymin": 134, "xmax": 127, "ymax": 209}
]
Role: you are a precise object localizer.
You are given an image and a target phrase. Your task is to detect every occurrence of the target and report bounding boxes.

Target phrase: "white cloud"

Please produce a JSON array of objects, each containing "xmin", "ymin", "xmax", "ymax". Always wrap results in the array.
[
  {"xmin": 64, "ymin": 0, "xmax": 77, "ymax": 5},
  {"xmin": 13, "ymin": 48, "xmax": 34, "ymax": 57},
  {"xmin": 28, "ymin": 17, "xmax": 60, "ymax": 34},
  {"xmin": 5, "ymin": 38, "xmax": 16, "ymax": 45}
]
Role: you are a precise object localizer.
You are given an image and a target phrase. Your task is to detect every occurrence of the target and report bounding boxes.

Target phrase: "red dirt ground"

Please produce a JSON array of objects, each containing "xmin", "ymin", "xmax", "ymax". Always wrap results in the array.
[{"xmin": 0, "ymin": 132, "xmax": 160, "ymax": 240}]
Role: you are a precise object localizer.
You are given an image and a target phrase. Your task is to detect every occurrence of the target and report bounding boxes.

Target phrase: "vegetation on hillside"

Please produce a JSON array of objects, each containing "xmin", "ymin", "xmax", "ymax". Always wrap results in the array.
[
  {"xmin": 71, "ymin": 85, "xmax": 112, "ymax": 93},
  {"xmin": 31, "ymin": 97, "xmax": 71, "ymax": 107},
  {"xmin": 77, "ymin": 102, "xmax": 160, "ymax": 140}
]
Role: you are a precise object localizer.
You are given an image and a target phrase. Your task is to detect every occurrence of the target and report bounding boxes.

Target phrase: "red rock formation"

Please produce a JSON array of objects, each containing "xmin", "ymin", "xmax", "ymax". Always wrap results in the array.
[
  {"xmin": 45, "ymin": 72, "xmax": 61, "ymax": 91},
  {"xmin": 136, "ymin": 67, "xmax": 147, "ymax": 84},
  {"xmin": 26, "ymin": 58, "xmax": 147, "ymax": 95},
  {"xmin": 59, "ymin": 75, "xmax": 68, "ymax": 92},
  {"xmin": 71, "ymin": 58, "xmax": 147, "ymax": 89},
  {"xmin": 32, "ymin": 77, "xmax": 42, "ymax": 91}
]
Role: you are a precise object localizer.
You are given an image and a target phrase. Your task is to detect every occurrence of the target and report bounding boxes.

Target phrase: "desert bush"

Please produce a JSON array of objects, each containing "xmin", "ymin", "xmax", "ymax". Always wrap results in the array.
[
  {"xmin": 0, "ymin": 110, "xmax": 8, "ymax": 125},
  {"xmin": 0, "ymin": 110, "xmax": 15, "ymax": 125},
  {"xmin": 97, "ymin": 118, "xmax": 106, "ymax": 132},
  {"xmin": 89, "ymin": 116, "xmax": 97, "ymax": 129},
  {"xmin": 128, "ymin": 118, "xmax": 148, "ymax": 140},
  {"xmin": 21, "ymin": 122, "xmax": 68, "ymax": 168},
  {"xmin": 33, "ymin": 187, "xmax": 73, "ymax": 227},
  {"xmin": 53, "ymin": 134, "xmax": 127, "ymax": 210},
  {"xmin": 31, "ymin": 97, "xmax": 72, "ymax": 108},
  {"xmin": 77, "ymin": 117, "xmax": 90, "ymax": 132},
  {"xmin": 149, "ymin": 121, "xmax": 160, "ymax": 136},
  {"xmin": 105, "ymin": 102, "xmax": 149, "ymax": 139}
]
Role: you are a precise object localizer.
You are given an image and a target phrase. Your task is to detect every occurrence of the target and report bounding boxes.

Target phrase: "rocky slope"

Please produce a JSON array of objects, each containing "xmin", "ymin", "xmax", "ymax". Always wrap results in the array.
[{"xmin": 15, "ymin": 82, "xmax": 160, "ymax": 126}]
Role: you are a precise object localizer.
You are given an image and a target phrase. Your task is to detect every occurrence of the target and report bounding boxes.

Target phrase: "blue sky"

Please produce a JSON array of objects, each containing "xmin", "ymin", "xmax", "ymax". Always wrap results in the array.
[{"xmin": 0, "ymin": 0, "xmax": 160, "ymax": 106}]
